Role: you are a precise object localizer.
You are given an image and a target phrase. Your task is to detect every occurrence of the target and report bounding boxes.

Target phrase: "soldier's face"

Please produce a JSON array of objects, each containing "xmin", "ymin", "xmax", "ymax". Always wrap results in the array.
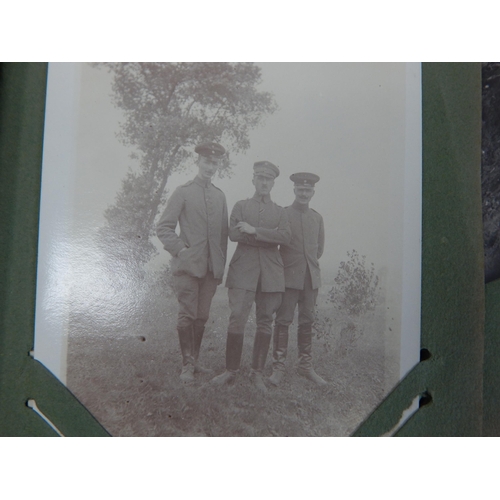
[
  {"xmin": 294, "ymin": 186, "xmax": 315, "ymax": 205},
  {"xmin": 197, "ymin": 155, "xmax": 221, "ymax": 180},
  {"xmin": 253, "ymin": 174, "xmax": 275, "ymax": 196}
]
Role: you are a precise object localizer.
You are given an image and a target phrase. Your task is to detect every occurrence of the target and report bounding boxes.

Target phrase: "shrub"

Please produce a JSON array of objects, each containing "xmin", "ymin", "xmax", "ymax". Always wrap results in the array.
[{"xmin": 328, "ymin": 250, "xmax": 379, "ymax": 317}]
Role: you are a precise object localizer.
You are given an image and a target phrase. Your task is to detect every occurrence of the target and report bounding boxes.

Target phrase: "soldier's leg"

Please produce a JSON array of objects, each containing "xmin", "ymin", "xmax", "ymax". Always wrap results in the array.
[
  {"xmin": 211, "ymin": 288, "xmax": 254, "ymax": 385},
  {"xmin": 173, "ymin": 272, "xmax": 199, "ymax": 383},
  {"xmin": 250, "ymin": 289, "xmax": 282, "ymax": 391},
  {"xmin": 297, "ymin": 274, "xmax": 327, "ymax": 386},
  {"xmin": 269, "ymin": 288, "xmax": 298, "ymax": 386},
  {"xmin": 192, "ymin": 272, "xmax": 220, "ymax": 373}
]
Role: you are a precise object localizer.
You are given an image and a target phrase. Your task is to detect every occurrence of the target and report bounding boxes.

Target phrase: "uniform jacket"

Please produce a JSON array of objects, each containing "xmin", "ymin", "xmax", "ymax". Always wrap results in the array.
[
  {"xmin": 280, "ymin": 200, "xmax": 324, "ymax": 290},
  {"xmin": 225, "ymin": 194, "xmax": 291, "ymax": 292},
  {"xmin": 156, "ymin": 176, "xmax": 228, "ymax": 280}
]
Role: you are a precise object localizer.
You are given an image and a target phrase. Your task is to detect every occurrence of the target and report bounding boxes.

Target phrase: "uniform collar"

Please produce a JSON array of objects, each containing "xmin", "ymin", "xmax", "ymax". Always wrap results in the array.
[
  {"xmin": 252, "ymin": 193, "xmax": 271, "ymax": 203},
  {"xmin": 291, "ymin": 200, "xmax": 309, "ymax": 212},
  {"xmin": 194, "ymin": 175, "xmax": 212, "ymax": 188}
]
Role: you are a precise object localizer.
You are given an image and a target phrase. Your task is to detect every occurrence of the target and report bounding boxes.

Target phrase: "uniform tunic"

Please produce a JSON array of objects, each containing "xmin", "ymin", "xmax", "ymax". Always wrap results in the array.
[
  {"xmin": 280, "ymin": 200, "xmax": 324, "ymax": 290},
  {"xmin": 225, "ymin": 194, "xmax": 291, "ymax": 292},
  {"xmin": 156, "ymin": 176, "xmax": 228, "ymax": 329},
  {"xmin": 157, "ymin": 176, "xmax": 228, "ymax": 280},
  {"xmin": 276, "ymin": 201, "xmax": 324, "ymax": 328},
  {"xmin": 225, "ymin": 194, "xmax": 291, "ymax": 335}
]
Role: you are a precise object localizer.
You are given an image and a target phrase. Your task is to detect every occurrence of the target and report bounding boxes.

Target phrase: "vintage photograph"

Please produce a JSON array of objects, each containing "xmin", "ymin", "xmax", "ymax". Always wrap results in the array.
[{"xmin": 34, "ymin": 62, "xmax": 422, "ymax": 436}]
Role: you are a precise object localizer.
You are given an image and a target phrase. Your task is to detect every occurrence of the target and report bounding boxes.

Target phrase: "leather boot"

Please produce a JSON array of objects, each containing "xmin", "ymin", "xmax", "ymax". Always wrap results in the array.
[
  {"xmin": 269, "ymin": 325, "xmax": 289, "ymax": 386},
  {"xmin": 178, "ymin": 326, "xmax": 195, "ymax": 383},
  {"xmin": 211, "ymin": 332, "xmax": 244, "ymax": 386},
  {"xmin": 297, "ymin": 326, "xmax": 328, "ymax": 386},
  {"xmin": 250, "ymin": 330, "xmax": 272, "ymax": 392},
  {"xmin": 192, "ymin": 319, "xmax": 213, "ymax": 374}
]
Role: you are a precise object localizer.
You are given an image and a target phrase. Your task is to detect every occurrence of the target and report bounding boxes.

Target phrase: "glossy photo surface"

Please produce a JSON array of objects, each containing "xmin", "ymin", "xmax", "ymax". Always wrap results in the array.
[{"xmin": 34, "ymin": 63, "xmax": 422, "ymax": 436}]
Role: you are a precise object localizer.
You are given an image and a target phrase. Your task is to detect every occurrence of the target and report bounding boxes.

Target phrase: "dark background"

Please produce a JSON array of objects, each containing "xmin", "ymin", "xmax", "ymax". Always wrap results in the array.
[{"xmin": 482, "ymin": 62, "xmax": 500, "ymax": 282}]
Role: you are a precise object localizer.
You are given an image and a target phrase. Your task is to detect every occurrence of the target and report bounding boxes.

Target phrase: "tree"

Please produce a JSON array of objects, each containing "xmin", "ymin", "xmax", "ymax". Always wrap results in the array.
[{"xmin": 93, "ymin": 62, "xmax": 278, "ymax": 273}]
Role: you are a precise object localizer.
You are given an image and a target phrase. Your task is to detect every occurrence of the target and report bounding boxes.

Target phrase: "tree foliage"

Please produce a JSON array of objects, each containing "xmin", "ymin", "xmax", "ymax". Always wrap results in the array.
[{"xmin": 93, "ymin": 62, "xmax": 278, "ymax": 271}]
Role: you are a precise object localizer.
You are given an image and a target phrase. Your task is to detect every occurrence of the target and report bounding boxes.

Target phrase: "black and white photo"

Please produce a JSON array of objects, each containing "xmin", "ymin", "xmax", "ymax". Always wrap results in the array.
[{"xmin": 34, "ymin": 62, "xmax": 422, "ymax": 436}]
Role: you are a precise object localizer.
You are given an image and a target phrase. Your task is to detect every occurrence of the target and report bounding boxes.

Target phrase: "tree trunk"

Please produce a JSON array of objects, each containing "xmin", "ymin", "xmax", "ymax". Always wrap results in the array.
[{"xmin": 145, "ymin": 144, "xmax": 181, "ymax": 230}]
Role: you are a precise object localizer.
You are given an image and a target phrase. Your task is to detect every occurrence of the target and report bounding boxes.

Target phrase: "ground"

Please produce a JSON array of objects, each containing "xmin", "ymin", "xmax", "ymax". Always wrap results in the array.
[{"xmin": 67, "ymin": 286, "xmax": 397, "ymax": 437}]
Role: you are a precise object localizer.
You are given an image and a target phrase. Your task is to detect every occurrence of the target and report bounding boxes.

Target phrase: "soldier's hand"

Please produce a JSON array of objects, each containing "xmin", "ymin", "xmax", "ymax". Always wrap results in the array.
[{"xmin": 236, "ymin": 222, "xmax": 256, "ymax": 235}]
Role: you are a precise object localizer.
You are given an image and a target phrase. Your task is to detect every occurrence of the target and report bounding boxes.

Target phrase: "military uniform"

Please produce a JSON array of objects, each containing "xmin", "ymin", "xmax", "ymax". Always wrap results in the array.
[
  {"xmin": 156, "ymin": 142, "xmax": 228, "ymax": 382},
  {"xmin": 212, "ymin": 161, "xmax": 291, "ymax": 390},
  {"xmin": 225, "ymin": 194, "xmax": 290, "ymax": 294},
  {"xmin": 270, "ymin": 172, "xmax": 328, "ymax": 386},
  {"xmin": 157, "ymin": 176, "xmax": 228, "ymax": 282}
]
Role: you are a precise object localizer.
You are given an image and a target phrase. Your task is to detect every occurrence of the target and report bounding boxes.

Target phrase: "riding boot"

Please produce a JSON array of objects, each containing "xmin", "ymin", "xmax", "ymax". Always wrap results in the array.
[
  {"xmin": 192, "ymin": 319, "xmax": 213, "ymax": 374},
  {"xmin": 269, "ymin": 325, "xmax": 289, "ymax": 386},
  {"xmin": 211, "ymin": 332, "xmax": 244, "ymax": 385},
  {"xmin": 177, "ymin": 325, "xmax": 195, "ymax": 383},
  {"xmin": 297, "ymin": 326, "xmax": 328, "ymax": 386},
  {"xmin": 250, "ymin": 330, "xmax": 272, "ymax": 392}
]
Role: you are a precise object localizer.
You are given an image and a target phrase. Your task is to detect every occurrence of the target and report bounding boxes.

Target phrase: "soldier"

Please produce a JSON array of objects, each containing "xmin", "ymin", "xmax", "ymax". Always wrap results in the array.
[
  {"xmin": 269, "ymin": 172, "xmax": 328, "ymax": 387},
  {"xmin": 211, "ymin": 161, "xmax": 291, "ymax": 391},
  {"xmin": 156, "ymin": 142, "xmax": 228, "ymax": 383}
]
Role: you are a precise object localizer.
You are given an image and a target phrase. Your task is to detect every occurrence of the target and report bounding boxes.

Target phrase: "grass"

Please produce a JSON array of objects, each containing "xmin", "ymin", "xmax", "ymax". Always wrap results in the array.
[{"xmin": 66, "ymin": 287, "xmax": 396, "ymax": 436}]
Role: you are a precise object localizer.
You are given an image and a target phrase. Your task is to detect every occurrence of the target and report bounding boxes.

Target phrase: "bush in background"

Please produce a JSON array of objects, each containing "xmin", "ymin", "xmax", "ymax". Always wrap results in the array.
[
  {"xmin": 328, "ymin": 249, "xmax": 379, "ymax": 317},
  {"xmin": 315, "ymin": 250, "xmax": 381, "ymax": 357}
]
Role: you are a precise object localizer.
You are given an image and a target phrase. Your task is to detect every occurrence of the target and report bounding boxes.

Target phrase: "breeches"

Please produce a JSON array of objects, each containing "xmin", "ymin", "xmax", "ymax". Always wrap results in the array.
[
  {"xmin": 173, "ymin": 272, "xmax": 220, "ymax": 329},
  {"xmin": 227, "ymin": 285, "xmax": 282, "ymax": 335},
  {"xmin": 275, "ymin": 273, "xmax": 318, "ymax": 328}
]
